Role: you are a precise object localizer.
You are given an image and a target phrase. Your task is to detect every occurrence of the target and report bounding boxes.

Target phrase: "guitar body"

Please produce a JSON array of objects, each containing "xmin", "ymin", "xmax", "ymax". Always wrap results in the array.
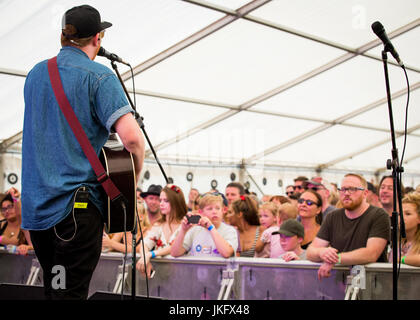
[{"xmin": 100, "ymin": 141, "xmax": 136, "ymax": 234}]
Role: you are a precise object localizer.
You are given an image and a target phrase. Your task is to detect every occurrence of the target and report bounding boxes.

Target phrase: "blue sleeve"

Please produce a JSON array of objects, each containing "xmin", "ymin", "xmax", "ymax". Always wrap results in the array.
[{"xmin": 94, "ymin": 73, "xmax": 133, "ymax": 131}]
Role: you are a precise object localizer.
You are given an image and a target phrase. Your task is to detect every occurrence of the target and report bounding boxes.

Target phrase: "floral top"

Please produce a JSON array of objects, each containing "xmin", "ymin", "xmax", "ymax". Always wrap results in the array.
[{"xmin": 144, "ymin": 224, "xmax": 181, "ymax": 256}]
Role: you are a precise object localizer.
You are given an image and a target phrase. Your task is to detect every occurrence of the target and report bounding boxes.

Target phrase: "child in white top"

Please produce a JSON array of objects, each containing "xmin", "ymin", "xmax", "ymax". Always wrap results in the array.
[{"xmin": 171, "ymin": 194, "xmax": 238, "ymax": 258}]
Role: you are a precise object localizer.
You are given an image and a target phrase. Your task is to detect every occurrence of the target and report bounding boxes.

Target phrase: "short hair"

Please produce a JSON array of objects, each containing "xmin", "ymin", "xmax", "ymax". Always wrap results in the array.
[
  {"xmin": 199, "ymin": 194, "xmax": 224, "ymax": 210},
  {"xmin": 278, "ymin": 202, "xmax": 298, "ymax": 221},
  {"xmin": 294, "ymin": 176, "xmax": 308, "ymax": 183},
  {"xmin": 61, "ymin": 24, "xmax": 95, "ymax": 47},
  {"xmin": 269, "ymin": 195, "xmax": 290, "ymax": 204},
  {"xmin": 344, "ymin": 173, "xmax": 368, "ymax": 189},
  {"xmin": 259, "ymin": 202, "xmax": 280, "ymax": 217},
  {"xmin": 226, "ymin": 182, "xmax": 245, "ymax": 195}
]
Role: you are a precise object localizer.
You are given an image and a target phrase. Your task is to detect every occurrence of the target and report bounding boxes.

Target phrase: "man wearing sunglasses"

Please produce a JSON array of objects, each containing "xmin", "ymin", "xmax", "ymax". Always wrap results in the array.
[
  {"xmin": 306, "ymin": 178, "xmax": 336, "ymax": 219},
  {"xmin": 307, "ymin": 173, "xmax": 390, "ymax": 280},
  {"xmin": 293, "ymin": 176, "xmax": 308, "ymax": 195},
  {"xmin": 22, "ymin": 5, "xmax": 145, "ymax": 300}
]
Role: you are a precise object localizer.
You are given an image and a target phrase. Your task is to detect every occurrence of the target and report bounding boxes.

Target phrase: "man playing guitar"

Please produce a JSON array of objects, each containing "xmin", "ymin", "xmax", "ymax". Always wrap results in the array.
[{"xmin": 22, "ymin": 5, "xmax": 145, "ymax": 299}]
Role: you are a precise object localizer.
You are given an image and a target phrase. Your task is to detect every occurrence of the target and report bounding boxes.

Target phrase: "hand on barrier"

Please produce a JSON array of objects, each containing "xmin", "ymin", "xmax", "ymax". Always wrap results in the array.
[
  {"xmin": 136, "ymin": 251, "xmax": 154, "ymax": 278},
  {"xmin": 319, "ymin": 247, "xmax": 339, "ymax": 264},
  {"xmin": 282, "ymin": 251, "xmax": 300, "ymax": 262},
  {"xmin": 318, "ymin": 262, "xmax": 334, "ymax": 280},
  {"xmin": 17, "ymin": 244, "xmax": 31, "ymax": 256}
]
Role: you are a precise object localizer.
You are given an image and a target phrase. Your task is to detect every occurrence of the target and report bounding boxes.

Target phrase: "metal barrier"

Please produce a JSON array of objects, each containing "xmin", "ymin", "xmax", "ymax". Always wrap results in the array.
[
  {"xmin": 132, "ymin": 256, "xmax": 350, "ymax": 300},
  {"xmin": 1, "ymin": 249, "xmax": 420, "ymax": 300},
  {"xmin": 0, "ymin": 250, "xmax": 126, "ymax": 297},
  {"xmin": 358, "ymin": 263, "xmax": 420, "ymax": 300}
]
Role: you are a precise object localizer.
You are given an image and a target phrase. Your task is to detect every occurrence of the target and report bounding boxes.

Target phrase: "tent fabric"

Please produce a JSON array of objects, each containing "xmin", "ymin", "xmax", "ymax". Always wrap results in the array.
[{"xmin": 0, "ymin": 0, "xmax": 419, "ymax": 193}]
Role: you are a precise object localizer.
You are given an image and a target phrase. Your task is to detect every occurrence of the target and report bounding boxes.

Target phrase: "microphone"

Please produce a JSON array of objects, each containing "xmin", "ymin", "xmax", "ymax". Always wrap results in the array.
[
  {"xmin": 97, "ymin": 47, "xmax": 130, "ymax": 66},
  {"xmin": 371, "ymin": 21, "xmax": 404, "ymax": 67}
]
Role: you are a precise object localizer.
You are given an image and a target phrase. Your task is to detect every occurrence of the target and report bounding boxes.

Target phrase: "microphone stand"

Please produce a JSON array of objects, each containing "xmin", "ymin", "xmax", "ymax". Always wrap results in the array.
[
  {"xmin": 381, "ymin": 50, "xmax": 406, "ymax": 301},
  {"xmin": 110, "ymin": 60, "xmax": 169, "ymax": 300}
]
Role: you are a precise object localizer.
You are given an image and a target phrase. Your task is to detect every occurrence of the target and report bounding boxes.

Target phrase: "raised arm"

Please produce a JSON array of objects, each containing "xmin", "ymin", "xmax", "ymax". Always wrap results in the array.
[{"xmin": 170, "ymin": 216, "xmax": 190, "ymax": 257}]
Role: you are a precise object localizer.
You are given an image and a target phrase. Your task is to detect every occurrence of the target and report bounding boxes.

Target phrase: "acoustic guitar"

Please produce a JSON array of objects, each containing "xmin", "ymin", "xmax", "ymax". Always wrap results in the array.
[{"xmin": 100, "ymin": 134, "xmax": 136, "ymax": 234}]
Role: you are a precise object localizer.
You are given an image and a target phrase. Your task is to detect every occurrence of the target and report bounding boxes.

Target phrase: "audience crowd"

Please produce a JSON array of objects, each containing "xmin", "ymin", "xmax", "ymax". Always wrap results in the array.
[{"xmin": 2, "ymin": 173, "xmax": 420, "ymax": 281}]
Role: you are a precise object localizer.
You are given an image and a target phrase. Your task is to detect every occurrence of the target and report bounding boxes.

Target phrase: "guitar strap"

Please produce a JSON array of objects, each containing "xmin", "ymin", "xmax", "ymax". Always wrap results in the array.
[{"xmin": 47, "ymin": 56, "xmax": 123, "ymax": 204}]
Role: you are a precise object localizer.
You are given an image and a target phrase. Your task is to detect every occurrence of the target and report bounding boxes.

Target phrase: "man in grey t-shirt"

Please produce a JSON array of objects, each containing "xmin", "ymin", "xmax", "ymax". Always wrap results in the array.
[{"xmin": 307, "ymin": 173, "xmax": 390, "ymax": 280}]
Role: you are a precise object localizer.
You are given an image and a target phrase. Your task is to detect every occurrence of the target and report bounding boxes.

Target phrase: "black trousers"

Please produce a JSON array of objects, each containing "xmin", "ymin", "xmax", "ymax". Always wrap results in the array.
[{"xmin": 30, "ymin": 195, "xmax": 103, "ymax": 300}]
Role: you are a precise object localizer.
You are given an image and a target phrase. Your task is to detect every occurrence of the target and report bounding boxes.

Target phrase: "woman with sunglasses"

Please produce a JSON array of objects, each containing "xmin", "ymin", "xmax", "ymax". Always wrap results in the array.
[
  {"xmin": 136, "ymin": 184, "xmax": 187, "ymax": 277},
  {"xmin": 0, "ymin": 190, "xmax": 33, "ymax": 255},
  {"xmin": 297, "ymin": 190, "xmax": 323, "ymax": 249}
]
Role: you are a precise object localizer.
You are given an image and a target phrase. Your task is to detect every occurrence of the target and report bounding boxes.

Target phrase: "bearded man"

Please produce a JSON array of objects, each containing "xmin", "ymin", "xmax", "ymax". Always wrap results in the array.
[{"xmin": 306, "ymin": 173, "xmax": 390, "ymax": 280}]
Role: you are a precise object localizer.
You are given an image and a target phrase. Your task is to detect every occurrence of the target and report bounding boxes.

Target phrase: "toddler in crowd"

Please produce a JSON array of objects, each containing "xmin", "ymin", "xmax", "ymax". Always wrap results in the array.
[
  {"xmin": 272, "ymin": 219, "xmax": 306, "ymax": 261},
  {"xmin": 268, "ymin": 202, "xmax": 298, "ymax": 258},
  {"xmin": 254, "ymin": 202, "xmax": 279, "ymax": 258},
  {"xmin": 170, "ymin": 194, "xmax": 238, "ymax": 258}
]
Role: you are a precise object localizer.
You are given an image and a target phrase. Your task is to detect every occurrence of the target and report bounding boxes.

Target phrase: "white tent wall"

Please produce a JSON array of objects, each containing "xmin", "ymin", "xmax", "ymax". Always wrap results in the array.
[
  {"xmin": 0, "ymin": 154, "xmax": 22, "ymax": 192},
  {"xmin": 1, "ymin": 153, "xmax": 420, "ymax": 199},
  {"xmin": 0, "ymin": 0, "xmax": 419, "ymax": 196},
  {"xmin": 139, "ymin": 159, "xmax": 420, "ymax": 199}
]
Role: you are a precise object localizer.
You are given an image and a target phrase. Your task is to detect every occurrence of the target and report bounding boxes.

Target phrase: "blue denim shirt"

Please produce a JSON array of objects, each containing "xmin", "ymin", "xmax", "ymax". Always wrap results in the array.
[{"xmin": 22, "ymin": 46, "xmax": 133, "ymax": 230}]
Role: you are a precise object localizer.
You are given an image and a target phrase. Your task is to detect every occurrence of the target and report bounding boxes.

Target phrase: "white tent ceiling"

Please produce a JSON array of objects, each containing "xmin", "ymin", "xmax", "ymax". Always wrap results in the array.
[{"xmin": 1, "ymin": 0, "xmax": 419, "ymax": 192}]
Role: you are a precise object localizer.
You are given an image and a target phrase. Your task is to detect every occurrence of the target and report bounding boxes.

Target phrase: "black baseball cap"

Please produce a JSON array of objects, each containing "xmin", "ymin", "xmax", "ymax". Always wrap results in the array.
[{"xmin": 62, "ymin": 5, "xmax": 112, "ymax": 38}]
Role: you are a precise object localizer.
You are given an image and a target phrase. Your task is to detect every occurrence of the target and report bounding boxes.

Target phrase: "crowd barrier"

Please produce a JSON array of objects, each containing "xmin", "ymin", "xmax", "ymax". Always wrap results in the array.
[{"xmin": 1, "ymin": 249, "xmax": 419, "ymax": 300}]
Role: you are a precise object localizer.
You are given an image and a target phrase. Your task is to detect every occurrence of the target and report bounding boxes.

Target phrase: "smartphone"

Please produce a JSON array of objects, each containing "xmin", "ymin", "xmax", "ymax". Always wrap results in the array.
[{"xmin": 187, "ymin": 215, "xmax": 201, "ymax": 224}]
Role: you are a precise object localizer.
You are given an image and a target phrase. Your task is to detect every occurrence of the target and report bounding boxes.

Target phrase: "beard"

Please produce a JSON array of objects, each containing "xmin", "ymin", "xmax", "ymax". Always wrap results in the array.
[{"xmin": 342, "ymin": 195, "xmax": 364, "ymax": 211}]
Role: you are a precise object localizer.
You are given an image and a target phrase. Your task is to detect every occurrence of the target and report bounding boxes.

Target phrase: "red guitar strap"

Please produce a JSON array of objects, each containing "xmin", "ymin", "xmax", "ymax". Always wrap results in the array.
[{"xmin": 47, "ymin": 56, "xmax": 122, "ymax": 202}]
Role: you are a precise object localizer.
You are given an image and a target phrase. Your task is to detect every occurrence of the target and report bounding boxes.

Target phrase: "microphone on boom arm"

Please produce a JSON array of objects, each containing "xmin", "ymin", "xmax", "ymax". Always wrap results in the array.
[{"xmin": 97, "ymin": 47, "xmax": 130, "ymax": 66}]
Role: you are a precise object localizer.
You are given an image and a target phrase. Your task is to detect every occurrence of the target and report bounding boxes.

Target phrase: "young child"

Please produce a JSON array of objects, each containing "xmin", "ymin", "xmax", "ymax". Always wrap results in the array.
[
  {"xmin": 170, "ymin": 194, "xmax": 238, "ymax": 258},
  {"xmin": 272, "ymin": 219, "xmax": 306, "ymax": 261},
  {"xmin": 254, "ymin": 202, "xmax": 279, "ymax": 258},
  {"xmin": 269, "ymin": 202, "xmax": 298, "ymax": 258}
]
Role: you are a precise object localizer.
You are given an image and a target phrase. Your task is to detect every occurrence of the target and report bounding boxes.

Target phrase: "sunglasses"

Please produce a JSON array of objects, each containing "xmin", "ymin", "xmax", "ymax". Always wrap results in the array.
[
  {"xmin": 297, "ymin": 198, "xmax": 318, "ymax": 206},
  {"xmin": 1, "ymin": 204, "xmax": 14, "ymax": 213},
  {"xmin": 286, "ymin": 191, "xmax": 294, "ymax": 196},
  {"xmin": 293, "ymin": 185, "xmax": 304, "ymax": 190}
]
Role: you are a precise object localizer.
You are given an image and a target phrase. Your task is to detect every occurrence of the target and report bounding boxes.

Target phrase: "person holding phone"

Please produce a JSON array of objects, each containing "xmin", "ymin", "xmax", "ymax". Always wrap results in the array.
[{"xmin": 171, "ymin": 194, "xmax": 238, "ymax": 258}]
